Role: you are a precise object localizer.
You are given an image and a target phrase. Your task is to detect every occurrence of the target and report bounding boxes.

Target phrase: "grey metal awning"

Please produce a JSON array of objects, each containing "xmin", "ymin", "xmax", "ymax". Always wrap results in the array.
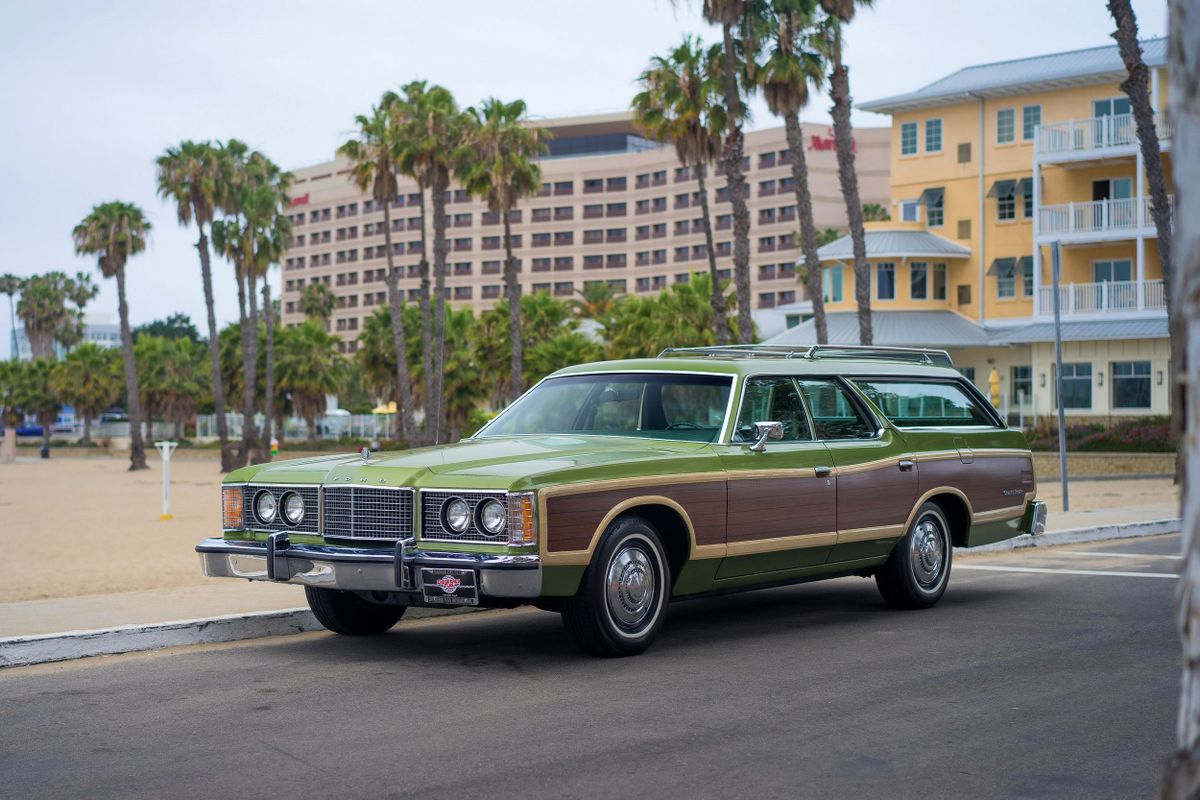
[
  {"xmin": 1016, "ymin": 177, "xmax": 1033, "ymax": 194},
  {"xmin": 987, "ymin": 179, "xmax": 1016, "ymax": 199},
  {"xmin": 918, "ymin": 187, "xmax": 944, "ymax": 206},
  {"xmin": 987, "ymin": 257, "xmax": 1016, "ymax": 277}
]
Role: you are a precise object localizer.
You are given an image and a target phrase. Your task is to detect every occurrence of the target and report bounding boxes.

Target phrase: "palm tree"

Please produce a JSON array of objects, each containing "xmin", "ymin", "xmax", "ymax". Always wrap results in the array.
[
  {"xmin": 155, "ymin": 140, "xmax": 236, "ymax": 470},
  {"xmin": 275, "ymin": 320, "xmax": 346, "ymax": 446},
  {"xmin": 700, "ymin": 0, "xmax": 756, "ymax": 343},
  {"xmin": 862, "ymin": 202, "xmax": 890, "ymax": 221},
  {"xmin": 819, "ymin": 0, "xmax": 874, "ymax": 344},
  {"xmin": 17, "ymin": 358, "xmax": 58, "ymax": 458},
  {"xmin": 459, "ymin": 97, "xmax": 548, "ymax": 404},
  {"xmin": 14, "ymin": 272, "xmax": 98, "ymax": 359},
  {"xmin": 0, "ymin": 274, "xmax": 22, "ymax": 360},
  {"xmin": 571, "ymin": 281, "xmax": 621, "ymax": 323},
  {"xmin": 752, "ymin": 0, "xmax": 830, "ymax": 343},
  {"xmin": 339, "ymin": 94, "xmax": 418, "ymax": 448},
  {"xmin": 0, "ymin": 359, "xmax": 24, "ymax": 462},
  {"xmin": 298, "ymin": 282, "xmax": 337, "ymax": 327},
  {"xmin": 261, "ymin": 279, "xmax": 277, "ymax": 454},
  {"xmin": 634, "ymin": 35, "xmax": 731, "ymax": 345},
  {"xmin": 72, "ymin": 201, "xmax": 152, "ymax": 471},
  {"xmin": 52, "ymin": 342, "xmax": 121, "ymax": 443}
]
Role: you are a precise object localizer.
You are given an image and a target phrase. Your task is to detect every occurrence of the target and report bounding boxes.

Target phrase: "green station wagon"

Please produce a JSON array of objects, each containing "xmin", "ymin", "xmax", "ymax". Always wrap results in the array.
[{"xmin": 198, "ymin": 345, "xmax": 1046, "ymax": 656}]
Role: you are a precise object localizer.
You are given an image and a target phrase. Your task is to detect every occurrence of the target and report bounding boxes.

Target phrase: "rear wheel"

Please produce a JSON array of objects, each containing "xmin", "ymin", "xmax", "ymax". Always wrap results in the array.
[
  {"xmin": 304, "ymin": 586, "xmax": 406, "ymax": 635},
  {"xmin": 561, "ymin": 515, "xmax": 670, "ymax": 657},
  {"xmin": 876, "ymin": 502, "xmax": 952, "ymax": 609}
]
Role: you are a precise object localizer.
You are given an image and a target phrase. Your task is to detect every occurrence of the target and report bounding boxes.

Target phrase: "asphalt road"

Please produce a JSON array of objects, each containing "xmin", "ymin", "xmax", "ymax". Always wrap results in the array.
[{"xmin": 0, "ymin": 534, "xmax": 1183, "ymax": 800}]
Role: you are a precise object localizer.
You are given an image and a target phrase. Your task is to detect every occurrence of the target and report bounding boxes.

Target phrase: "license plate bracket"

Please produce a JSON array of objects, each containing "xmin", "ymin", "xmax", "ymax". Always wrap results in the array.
[{"xmin": 420, "ymin": 567, "xmax": 479, "ymax": 606}]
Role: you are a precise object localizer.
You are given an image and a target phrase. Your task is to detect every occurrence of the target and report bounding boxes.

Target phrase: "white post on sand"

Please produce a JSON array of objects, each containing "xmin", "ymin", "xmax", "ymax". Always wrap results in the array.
[{"xmin": 155, "ymin": 440, "xmax": 178, "ymax": 520}]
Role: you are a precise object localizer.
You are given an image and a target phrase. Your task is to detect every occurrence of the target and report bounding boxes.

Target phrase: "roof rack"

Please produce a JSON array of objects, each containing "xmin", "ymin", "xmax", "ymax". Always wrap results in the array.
[{"xmin": 657, "ymin": 344, "xmax": 954, "ymax": 366}]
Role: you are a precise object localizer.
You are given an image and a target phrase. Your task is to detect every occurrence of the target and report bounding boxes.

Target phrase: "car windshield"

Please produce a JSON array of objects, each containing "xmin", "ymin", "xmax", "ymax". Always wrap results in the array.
[{"xmin": 476, "ymin": 372, "xmax": 733, "ymax": 442}]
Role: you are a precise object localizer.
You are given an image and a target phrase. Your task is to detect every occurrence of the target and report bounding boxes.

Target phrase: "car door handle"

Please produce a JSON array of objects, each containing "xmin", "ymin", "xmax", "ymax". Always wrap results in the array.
[
  {"xmin": 898, "ymin": 459, "xmax": 915, "ymax": 472},
  {"xmin": 815, "ymin": 466, "xmax": 832, "ymax": 477}
]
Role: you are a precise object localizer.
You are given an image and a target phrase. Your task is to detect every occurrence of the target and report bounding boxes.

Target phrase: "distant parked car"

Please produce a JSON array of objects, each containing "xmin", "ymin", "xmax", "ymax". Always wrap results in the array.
[{"xmin": 16, "ymin": 424, "xmax": 43, "ymax": 437}]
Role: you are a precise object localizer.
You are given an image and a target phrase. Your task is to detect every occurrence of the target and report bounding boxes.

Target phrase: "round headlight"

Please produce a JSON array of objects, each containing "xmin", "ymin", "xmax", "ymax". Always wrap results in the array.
[
  {"xmin": 254, "ymin": 491, "xmax": 277, "ymax": 524},
  {"xmin": 477, "ymin": 498, "xmax": 507, "ymax": 535},
  {"xmin": 282, "ymin": 492, "xmax": 305, "ymax": 525},
  {"xmin": 442, "ymin": 497, "xmax": 470, "ymax": 533}
]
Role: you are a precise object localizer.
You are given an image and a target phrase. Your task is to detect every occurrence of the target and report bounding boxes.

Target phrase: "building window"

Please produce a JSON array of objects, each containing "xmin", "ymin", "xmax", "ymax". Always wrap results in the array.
[
  {"xmin": 997, "ymin": 192, "xmax": 1015, "ymax": 221},
  {"xmin": 876, "ymin": 263, "xmax": 895, "ymax": 300},
  {"xmin": 910, "ymin": 262, "xmax": 928, "ymax": 300},
  {"xmin": 1112, "ymin": 361, "xmax": 1152, "ymax": 409},
  {"xmin": 1021, "ymin": 256, "xmax": 1034, "ymax": 298},
  {"xmin": 922, "ymin": 188, "xmax": 944, "ymax": 227},
  {"xmin": 1094, "ymin": 259, "xmax": 1134, "ymax": 283},
  {"xmin": 822, "ymin": 266, "xmax": 843, "ymax": 302},
  {"xmin": 1012, "ymin": 366, "xmax": 1033, "ymax": 405},
  {"xmin": 1022, "ymin": 178, "xmax": 1034, "ymax": 219},
  {"xmin": 900, "ymin": 199, "xmax": 920, "ymax": 222},
  {"xmin": 997, "ymin": 108, "xmax": 1016, "ymax": 143},
  {"xmin": 993, "ymin": 258, "xmax": 1017, "ymax": 298},
  {"xmin": 1022, "ymin": 105, "xmax": 1041, "ymax": 141},
  {"xmin": 1055, "ymin": 363, "xmax": 1093, "ymax": 409},
  {"xmin": 959, "ymin": 367, "xmax": 976, "ymax": 384},
  {"xmin": 933, "ymin": 263, "xmax": 947, "ymax": 300},
  {"xmin": 900, "ymin": 122, "xmax": 918, "ymax": 156},
  {"xmin": 924, "ymin": 119, "xmax": 942, "ymax": 153}
]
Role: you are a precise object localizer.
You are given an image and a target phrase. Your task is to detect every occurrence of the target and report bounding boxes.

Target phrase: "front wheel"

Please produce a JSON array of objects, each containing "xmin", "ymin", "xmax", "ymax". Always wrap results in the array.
[
  {"xmin": 561, "ymin": 515, "xmax": 670, "ymax": 657},
  {"xmin": 875, "ymin": 502, "xmax": 952, "ymax": 609},
  {"xmin": 305, "ymin": 586, "xmax": 406, "ymax": 635}
]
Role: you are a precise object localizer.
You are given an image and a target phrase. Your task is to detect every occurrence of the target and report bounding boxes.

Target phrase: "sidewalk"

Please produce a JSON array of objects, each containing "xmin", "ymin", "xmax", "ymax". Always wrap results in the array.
[{"xmin": 0, "ymin": 486, "xmax": 1180, "ymax": 640}]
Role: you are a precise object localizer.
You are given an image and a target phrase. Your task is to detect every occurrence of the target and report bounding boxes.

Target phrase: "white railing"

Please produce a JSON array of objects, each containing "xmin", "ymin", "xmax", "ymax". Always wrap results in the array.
[
  {"xmin": 1143, "ymin": 194, "xmax": 1175, "ymax": 229},
  {"xmin": 1039, "ymin": 198, "xmax": 1137, "ymax": 236},
  {"xmin": 1038, "ymin": 279, "xmax": 1166, "ymax": 315},
  {"xmin": 1036, "ymin": 113, "xmax": 1172, "ymax": 156}
]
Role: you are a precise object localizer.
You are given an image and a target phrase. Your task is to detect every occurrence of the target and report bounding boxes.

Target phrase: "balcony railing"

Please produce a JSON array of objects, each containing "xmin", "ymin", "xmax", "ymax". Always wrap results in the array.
[
  {"xmin": 1038, "ymin": 279, "xmax": 1165, "ymax": 315},
  {"xmin": 1038, "ymin": 195, "xmax": 1173, "ymax": 237},
  {"xmin": 1036, "ymin": 113, "xmax": 1173, "ymax": 157}
]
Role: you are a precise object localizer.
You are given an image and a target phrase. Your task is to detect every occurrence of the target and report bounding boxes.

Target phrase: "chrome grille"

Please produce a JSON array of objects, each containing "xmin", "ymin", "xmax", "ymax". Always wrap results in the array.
[
  {"xmin": 421, "ymin": 490, "xmax": 508, "ymax": 543},
  {"xmin": 321, "ymin": 486, "xmax": 414, "ymax": 540},
  {"xmin": 241, "ymin": 485, "xmax": 320, "ymax": 534}
]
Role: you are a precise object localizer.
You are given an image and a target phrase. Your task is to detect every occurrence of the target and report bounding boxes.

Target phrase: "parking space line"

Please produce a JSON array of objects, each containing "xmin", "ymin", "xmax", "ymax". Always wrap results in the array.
[
  {"xmin": 1054, "ymin": 551, "xmax": 1182, "ymax": 560},
  {"xmin": 957, "ymin": 564, "xmax": 1177, "ymax": 579}
]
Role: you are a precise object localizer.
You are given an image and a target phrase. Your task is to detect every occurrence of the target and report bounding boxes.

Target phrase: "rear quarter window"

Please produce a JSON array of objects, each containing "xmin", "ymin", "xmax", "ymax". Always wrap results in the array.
[{"xmin": 852, "ymin": 379, "xmax": 999, "ymax": 428}]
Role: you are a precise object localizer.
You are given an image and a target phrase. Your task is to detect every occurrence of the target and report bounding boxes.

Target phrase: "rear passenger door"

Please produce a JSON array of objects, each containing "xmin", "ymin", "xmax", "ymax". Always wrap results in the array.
[
  {"xmin": 717, "ymin": 375, "xmax": 836, "ymax": 579},
  {"xmin": 796, "ymin": 378, "xmax": 918, "ymax": 565}
]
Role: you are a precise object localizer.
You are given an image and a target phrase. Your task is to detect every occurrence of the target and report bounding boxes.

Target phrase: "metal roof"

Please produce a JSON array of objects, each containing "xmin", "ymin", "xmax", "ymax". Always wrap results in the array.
[
  {"xmin": 816, "ymin": 230, "xmax": 972, "ymax": 262},
  {"xmin": 991, "ymin": 317, "xmax": 1169, "ymax": 344},
  {"xmin": 763, "ymin": 311, "xmax": 992, "ymax": 348},
  {"xmin": 860, "ymin": 38, "xmax": 1167, "ymax": 114}
]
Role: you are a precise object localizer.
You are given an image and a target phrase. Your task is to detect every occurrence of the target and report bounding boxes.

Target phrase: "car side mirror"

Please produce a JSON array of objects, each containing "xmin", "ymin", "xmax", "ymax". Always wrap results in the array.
[{"xmin": 749, "ymin": 421, "xmax": 784, "ymax": 452}]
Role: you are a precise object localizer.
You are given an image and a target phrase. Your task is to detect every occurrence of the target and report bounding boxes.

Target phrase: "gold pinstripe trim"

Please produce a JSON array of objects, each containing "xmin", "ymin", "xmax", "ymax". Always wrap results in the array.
[
  {"xmin": 836, "ymin": 524, "xmax": 905, "ymax": 544},
  {"xmin": 972, "ymin": 504, "xmax": 1028, "ymax": 524},
  {"xmin": 726, "ymin": 531, "xmax": 837, "ymax": 556}
]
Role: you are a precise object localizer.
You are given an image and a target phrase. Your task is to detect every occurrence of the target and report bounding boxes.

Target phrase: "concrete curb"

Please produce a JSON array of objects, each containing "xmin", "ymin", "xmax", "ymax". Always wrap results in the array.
[
  {"xmin": 958, "ymin": 517, "xmax": 1182, "ymax": 555},
  {"xmin": 2, "ymin": 520, "xmax": 1184, "ymax": 669}
]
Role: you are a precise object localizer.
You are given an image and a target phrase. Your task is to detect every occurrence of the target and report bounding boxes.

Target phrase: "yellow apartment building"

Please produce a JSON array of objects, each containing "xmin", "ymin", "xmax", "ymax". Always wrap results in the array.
[{"xmin": 768, "ymin": 38, "xmax": 1172, "ymax": 423}]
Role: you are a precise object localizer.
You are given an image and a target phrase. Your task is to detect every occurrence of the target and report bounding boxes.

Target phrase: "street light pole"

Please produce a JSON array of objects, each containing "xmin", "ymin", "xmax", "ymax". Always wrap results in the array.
[{"xmin": 1051, "ymin": 241, "xmax": 1070, "ymax": 512}]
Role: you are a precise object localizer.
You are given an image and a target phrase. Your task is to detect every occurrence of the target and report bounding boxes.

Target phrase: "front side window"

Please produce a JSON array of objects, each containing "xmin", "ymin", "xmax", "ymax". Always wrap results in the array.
[
  {"xmin": 1055, "ymin": 363, "xmax": 1093, "ymax": 409},
  {"xmin": 900, "ymin": 122, "xmax": 918, "ymax": 155},
  {"xmin": 797, "ymin": 379, "xmax": 875, "ymax": 440},
  {"xmin": 853, "ymin": 379, "xmax": 998, "ymax": 428},
  {"xmin": 1112, "ymin": 361, "xmax": 1151, "ymax": 409},
  {"xmin": 925, "ymin": 119, "xmax": 942, "ymax": 153},
  {"xmin": 734, "ymin": 377, "xmax": 812, "ymax": 442},
  {"xmin": 478, "ymin": 373, "xmax": 732, "ymax": 442},
  {"xmin": 997, "ymin": 108, "xmax": 1016, "ymax": 143},
  {"xmin": 910, "ymin": 262, "xmax": 928, "ymax": 299},
  {"xmin": 877, "ymin": 262, "xmax": 896, "ymax": 300}
]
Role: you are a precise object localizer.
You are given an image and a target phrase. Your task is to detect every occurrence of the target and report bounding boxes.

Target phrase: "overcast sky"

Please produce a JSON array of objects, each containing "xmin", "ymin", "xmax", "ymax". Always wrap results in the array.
[{"xmin": 0, "ymin": 0, "xmax": 1169, "ymax": 352}]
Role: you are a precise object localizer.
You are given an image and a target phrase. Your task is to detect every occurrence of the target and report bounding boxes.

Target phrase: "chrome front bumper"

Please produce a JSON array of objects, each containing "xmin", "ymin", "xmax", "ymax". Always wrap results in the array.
[{"xmin": 196, "ymin": 535, "xmax": 541, "ymax": 598}]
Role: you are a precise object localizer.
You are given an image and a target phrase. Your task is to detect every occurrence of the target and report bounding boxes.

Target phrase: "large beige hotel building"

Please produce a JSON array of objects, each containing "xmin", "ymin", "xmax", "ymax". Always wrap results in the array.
[{"xmin": 279, "ymin": 113, "xmax": 888, "ymax": 351}]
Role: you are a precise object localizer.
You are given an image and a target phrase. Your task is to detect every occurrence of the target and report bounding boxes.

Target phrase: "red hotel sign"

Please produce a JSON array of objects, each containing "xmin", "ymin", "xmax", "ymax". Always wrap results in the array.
[
  {"xmin": 290, "ymin": 193, "xmax": 311, "ymax": 206},
  {"xmin": 808, "ymin": 128, "xmax": 856, "ymax": 153}
]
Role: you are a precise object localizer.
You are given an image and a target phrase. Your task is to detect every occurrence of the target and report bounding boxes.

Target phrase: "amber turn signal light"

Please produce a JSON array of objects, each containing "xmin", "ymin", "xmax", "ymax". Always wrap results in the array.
[{"xmin": 222, "ymin": 486, "xmax": 243, "ymax": 529}]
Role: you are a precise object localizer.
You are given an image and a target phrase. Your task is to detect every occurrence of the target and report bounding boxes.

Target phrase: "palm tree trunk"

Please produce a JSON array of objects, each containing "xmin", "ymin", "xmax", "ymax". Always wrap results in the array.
[
  {"xmin": 430, "ymin": 171, "xmax": 450, "ymax": 444},
  {"xmin": 718, "ymin": 21, "xmax": 754, "ymax": 344},
  {"xmin": 261, "ymin": 278, "xmax": 275, "ymax": 462},
  {"xmin": 174, "ymin": 416, "xmax": 183, "ymax": 440},
  {"xmin": 382, "ymin": 191, "xmax": 417, "ymax": 448},
  {"xmin": 306, "ymin": 415, "xmax": 317, "ymax": 447},
  {"xmin": 244, "ymin": 267, "xmax": 261, "ymax": 464},
  {"xmin": 115, "ymin": 265, "xmax": 147, "ymax": 470},
  {"xmin": 785, "ymin": 114, "xmax": 829, "ymax": 344},
  {"xmin": 417, "ymin": 185, "xmax": 434, "ymax": 445},
  {"xmin": 196, "ymin": 225, "xmax": 234, "ymax": 472},
  {"xmin": 502, "ymin": 210, "xmax": 523, "ymax": 401},
  {"xmin": 28, "ymin": 333, "xmax": 54, "ymax": 360},
  {"xmin": 694, "ymin": 163, "xmax": 730, "ymax": 344},
  {"xmin": 828, "ymin": 24, "xmax": 872, "ymax": 345},
  {"xmin": 1162, "ymin": 6, "xmax": 1200, "ymax": 795},
  {"xmin": 82, "ymin": 413, "xmax": 91, "ymax": 445}
]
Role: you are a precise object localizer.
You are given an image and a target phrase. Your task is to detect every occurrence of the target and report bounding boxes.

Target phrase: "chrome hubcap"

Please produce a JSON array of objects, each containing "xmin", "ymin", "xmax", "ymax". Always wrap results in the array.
[
  {"xmin": 606, "ymin": 545, "xmax": 656, "ymax": 628},
  {"xmin": 909, "ymin": 517, "xmax": 947, "ymax": 589}
]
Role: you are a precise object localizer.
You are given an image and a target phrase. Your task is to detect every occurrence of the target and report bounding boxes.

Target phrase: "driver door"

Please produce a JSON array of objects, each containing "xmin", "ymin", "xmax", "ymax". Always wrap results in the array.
[{"xmin": 717, "ymin": 375, "xmax": 836, "ymax": 580}]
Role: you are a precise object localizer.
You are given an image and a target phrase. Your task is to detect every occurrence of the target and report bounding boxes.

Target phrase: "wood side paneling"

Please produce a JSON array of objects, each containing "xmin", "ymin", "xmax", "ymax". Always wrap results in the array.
[
  {"xmin": 546, "ymin": 482, "xmax": 726, "ymax": 552},
  {"xmin": 836, "ymin": 466, "xmax": 918, "ymax": 530},
  {"xmin": 725, "ymin": 477, "xmax": 835, "ymax": 543},
  {"xmin": 918, "ymin": 456, "xmax": 1032, "ymax": 514}
]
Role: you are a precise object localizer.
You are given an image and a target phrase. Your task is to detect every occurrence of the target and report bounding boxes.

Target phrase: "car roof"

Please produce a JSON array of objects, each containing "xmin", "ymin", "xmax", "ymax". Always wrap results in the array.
[{"xmin": 551, "ymin": 356, "xmax": 964, "ymax": 380}]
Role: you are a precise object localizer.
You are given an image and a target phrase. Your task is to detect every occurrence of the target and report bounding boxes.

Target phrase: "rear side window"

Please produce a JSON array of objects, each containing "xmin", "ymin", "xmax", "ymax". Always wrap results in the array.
[{"xmin": 852, "ymin": 379, "xmax": 998, "ymax": 428}]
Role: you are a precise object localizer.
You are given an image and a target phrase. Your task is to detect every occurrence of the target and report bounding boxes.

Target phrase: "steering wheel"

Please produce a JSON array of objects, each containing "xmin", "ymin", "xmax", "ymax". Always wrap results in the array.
[{"xmin": 665, "ymin": 421, "xmax": 703, "ymax": 430}]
